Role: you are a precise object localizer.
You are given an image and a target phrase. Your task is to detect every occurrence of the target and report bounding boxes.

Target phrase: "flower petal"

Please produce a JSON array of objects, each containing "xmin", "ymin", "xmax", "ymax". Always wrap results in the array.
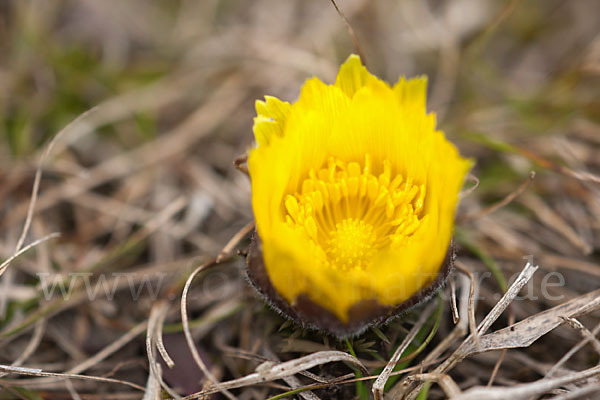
[
  {"xmin": 334, "ymin": 54, "xmax": 382, "ymax": 98},
  {"xmin": 393, "ymin": 76, "xmax": 428, "ymax": 112},
  {"xmin": 253, "ymin": 96, "xmax": 292, "ymax": 147}
]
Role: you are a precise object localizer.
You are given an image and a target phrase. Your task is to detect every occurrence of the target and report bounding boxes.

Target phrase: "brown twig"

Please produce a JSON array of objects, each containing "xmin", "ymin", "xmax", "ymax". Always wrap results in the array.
[
  {"xmin": 329, "ymin": 0, "xmax": 366, "ymax": 65},
  {"xmin": 217, "ymin": 220, "xmax": 255, "ymax": 263},
  {"xmin": 233, "ymin": 154, "xmax": 249, "ymax": 176},
  {"xmin": 461, "ymin": 171, "xmax": 535, "ymax": 222}
]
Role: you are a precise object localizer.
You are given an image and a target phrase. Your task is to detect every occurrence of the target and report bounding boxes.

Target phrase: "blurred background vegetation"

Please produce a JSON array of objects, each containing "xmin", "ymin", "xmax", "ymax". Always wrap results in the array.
[{"xmin": 0, "ymin": 1, "xmax": 599, "ymax": 399}]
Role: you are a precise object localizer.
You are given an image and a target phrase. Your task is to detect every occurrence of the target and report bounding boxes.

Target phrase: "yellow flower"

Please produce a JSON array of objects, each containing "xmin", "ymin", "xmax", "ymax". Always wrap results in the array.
[{"xmin": 247, "ymin": 55, "xmax": 472, "ymax": 335}]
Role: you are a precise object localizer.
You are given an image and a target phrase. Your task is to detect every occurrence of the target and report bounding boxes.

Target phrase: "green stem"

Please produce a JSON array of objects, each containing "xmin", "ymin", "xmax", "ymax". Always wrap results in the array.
[{"xmin": 345, "ymin": 338, "xmax": 369, "ymax": 400}]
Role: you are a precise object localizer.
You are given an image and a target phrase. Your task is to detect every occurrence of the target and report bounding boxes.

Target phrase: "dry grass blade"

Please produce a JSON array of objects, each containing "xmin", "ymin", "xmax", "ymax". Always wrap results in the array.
[
  {"xmin": 548, "ymin": 322, "xmax": 600, "ymax": 377},
  {"xmin": 451, "ymin": 364, "xmax": 600, "ymax": 400},
  {"xmin": 180, "ymin": 261, "xmax": 236, "ymax": 400},
  {"xmin": 549, "ymin": 383, "xmax": 600, "ymax": 400},
  {"xmin": 404, "ymin": 262, "xmax": 538, "ymax": 400},
  {"xmin": 217, "ymin": 220, "xmax": 255, "ymax": 263},
  {"xmin": 459, "ymin": 174, "xmax": 480, "ymax": 199},
  {"xmin": 454, "ymin": 261, "xmax": 478, "ymax": 344},
  {"xmin": 574, "ymin": 170, "xmax": 600, "ymax": 183},
  {"xmin": 559, "ymin": 317, "xmax": 600, "ymax": 355},
  {"xmin": 473, "ymin": 263, "xmax": 538, "ymax": 337},
  {"xmin": 252, "ymin": 350, "xmax": 367, "ymax": 378},
  {"xmin": 0, "ymin": 364, "xmax": 145, "ymax": 391},
  {"xmin": 372, "ymin": 300, "xmax": 438, "ymax": 400},
  {"xmin": 65, "ymin": 379, "xmax": 82, "ymax": 400},
  {"xmin": 486, "ymin": 349, "xmax": 507, "ymax": 387},
  {"xmin": 462, "ymin": 171, "xmax": 535, "ymax": 222},
  {"xmin": 487, "ymin": 289, "xmax": 516, "ymax": 386},
  {"xmin": 271, "ymin": 381, "xmax": 324, "ymax": 400},
  {"xmin": 146, "ymin": 301, "xmax": 181, "ymax": 399},
  {"xmin": 142, "ymin": 363, "xmax": 161, "ymax": 400},
  {"xmin": 13, "ymin": 105, "xmax": 101, "ymax": 255},
  {"xmin": 468, "ymin": 288, "xmax": 600, "ymax": 354},
  {"xmin": 521, "ymin": 194, "xmax": 593, "ymax": 255},
  {"xmin": 257, "ymin": 359, "xmax": 448, "ymax": 400},
  {"xmin": 417, "ymin": 273, "xmax": 471, "ymax": 365},
  {"xmin": 450, "ymin": 276, "xmax": 459, "ymax": 324},
  {"xmin": 1, "ymin": 321, "xmax": 148, "ymax": 387},
  {"xmin": 0, "ymin": 318, "xmax": 46, "ymax": 378},
  {"xmin": 155, "ymin": 305, "xmax": 175, "ymax": 370},
  {"xmin": 0, "ymin": 232, "xmax": 60, "ymax": 278},
  {"xmin": 390, "ymin": 274, "xmax": 472, "ymax": 399},
  {"xmin": 262, "ymin": 347, "xmax": 322, "ymax": 400},
  {"xmin": 179, "ymin": 350, "xmax": 367, "ymax": 399},
  {"xmin": 404, "ymin": 373, "xmax": 462, "ymax": 398}
]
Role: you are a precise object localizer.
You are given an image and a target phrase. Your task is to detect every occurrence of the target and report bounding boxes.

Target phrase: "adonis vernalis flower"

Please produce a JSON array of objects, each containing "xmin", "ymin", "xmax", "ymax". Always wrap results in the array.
[{"xmin": 246, "ymin": 55, "xmax": 472, "ymax": 337}]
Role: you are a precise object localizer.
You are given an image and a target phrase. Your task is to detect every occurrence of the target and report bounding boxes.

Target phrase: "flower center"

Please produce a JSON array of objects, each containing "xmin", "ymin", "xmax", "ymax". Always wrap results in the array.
[
  {"xmin": 284, "ymin": 155, "xmax": 425, "ymax": 271},
  {"xmin": 327, "ymin": 219, "xmax": 376, "ymax": 271}
]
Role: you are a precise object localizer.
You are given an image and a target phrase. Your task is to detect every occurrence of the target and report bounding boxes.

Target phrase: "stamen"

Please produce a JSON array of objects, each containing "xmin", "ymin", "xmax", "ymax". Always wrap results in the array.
[{"xmin": 285, "ymin": 155, "xmax": 425, "ymax": 271}]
